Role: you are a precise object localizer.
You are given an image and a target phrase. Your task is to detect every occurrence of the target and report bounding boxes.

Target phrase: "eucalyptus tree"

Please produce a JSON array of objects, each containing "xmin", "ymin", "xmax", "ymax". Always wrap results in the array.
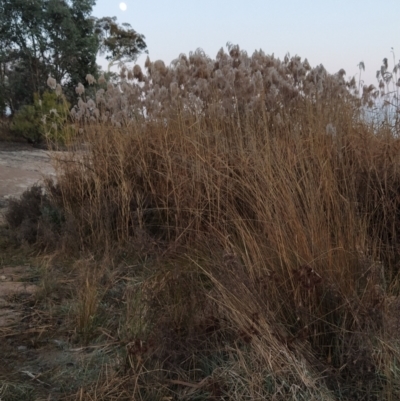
[
  {"xmin": 94, "ymin": 16, "xmax": 148, "ymax": 71},
  {"xmin": 0, "ymin": 0, "xmax": 99, "ymax": 114},
  {"xmin": 0, "ymin": 0, "xmax": 148, "ymax": 118}
]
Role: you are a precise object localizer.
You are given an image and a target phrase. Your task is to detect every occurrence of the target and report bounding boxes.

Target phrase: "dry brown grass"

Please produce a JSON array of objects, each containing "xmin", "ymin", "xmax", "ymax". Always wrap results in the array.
[
  {"xmin": 34, "ymin": 90, "xmax": 400, "ymax": 400},
  {"xmin": 4, "ymin": 72, "xmax": 400, "ymax": 399}
]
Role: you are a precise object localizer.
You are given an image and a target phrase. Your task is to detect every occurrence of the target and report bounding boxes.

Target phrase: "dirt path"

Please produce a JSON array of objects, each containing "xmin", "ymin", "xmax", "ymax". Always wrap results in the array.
[
  {"xmin": 0, "ymin": 143, "xmax": 56, "ymax": 327},
  {"xmin": 0, "ymin": 144, "xmax": 112, "ymax": 399},
  {"xmin": 0, "ymin": 143, "xmax": 57, "ymax": 225},
  {"xmin": 0, "ymin": 142, "xmax": 56, "ymax": 196},
  {"xmin": 0, "ymin": 144, "xmax": 85, "ymax": 399}
]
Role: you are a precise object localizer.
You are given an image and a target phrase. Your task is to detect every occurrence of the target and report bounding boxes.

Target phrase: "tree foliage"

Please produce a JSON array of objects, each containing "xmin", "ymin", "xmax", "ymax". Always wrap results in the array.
[
  {"xmin": 94, "ymin": 16, "xmax": 148, "ymax": 69},
  {"xmin": 11, "ymin": 90, "xmax": 71, "ymax": 144},
  {"xmin": 0, "ymin": 0, "xmax": 99, "ymax": 115},
  {"xmin": 0, "ymin": 0, "xmax": 147, "ymax": 123}
]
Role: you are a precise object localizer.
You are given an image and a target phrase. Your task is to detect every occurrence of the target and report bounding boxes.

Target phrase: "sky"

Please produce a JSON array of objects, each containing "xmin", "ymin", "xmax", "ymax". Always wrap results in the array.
[{"xmin": 92, "ymin": 0, "xmax": 400, "ymax": 86}]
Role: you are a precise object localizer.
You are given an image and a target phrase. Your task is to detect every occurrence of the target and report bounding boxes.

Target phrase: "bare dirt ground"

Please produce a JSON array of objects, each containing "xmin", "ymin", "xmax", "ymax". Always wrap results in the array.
[
  {"xmin": 0, "ymin": 143, "xmax": 110, "ymax": 400},
  {"xmin": 0, "ymin": 142, "xmax": 57, "ymax": 225},
  {"xmin": 0, "ymin": 142, "xmax": 56, "ymax": 327}
]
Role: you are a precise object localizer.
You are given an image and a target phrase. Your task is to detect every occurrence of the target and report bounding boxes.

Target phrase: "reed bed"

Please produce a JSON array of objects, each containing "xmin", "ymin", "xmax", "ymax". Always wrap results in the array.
[{"xmin": 7, "ymin": 46, "xmax": 400, "ymax": 400}]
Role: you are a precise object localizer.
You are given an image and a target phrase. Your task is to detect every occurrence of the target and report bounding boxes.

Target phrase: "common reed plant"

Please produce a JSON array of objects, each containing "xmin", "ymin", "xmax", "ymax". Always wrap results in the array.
[{"xmin": 30, "ymin": 45, "xmax": 400, "ymax": 399}]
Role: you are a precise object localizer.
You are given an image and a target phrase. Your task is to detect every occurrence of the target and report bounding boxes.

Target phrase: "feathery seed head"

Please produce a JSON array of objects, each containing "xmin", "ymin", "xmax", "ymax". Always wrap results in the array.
[
  {"xmin": 153, "ymin": 60, "xmax": 167, "ymax": 75},
  {"xmin": 70, "ymin": 107, "xmax": 77, "ymax": 119},
  {"xmin": 63, "ymin": 43, "xmax": 374, "ymax": 126},
  {"xmin": 47, "ymin": 75, "xmax": 57, "ymax": 90},
  {"xmin": 85, "ymin": 74, "xmax": 96, "ymax": 85},
  {"xmin": 55, "ymin": 84, "xmax": 62, "ymax": 96},
  {"xmin": 96, "ymin": 89, "xmax": 105, "ymax": 102},
  {"xmin": 170, "ymin": 81, "xmax": 179, "ymax": 99},
  {"xmin": 75, "ymin": 83, "xmax": 85, "ymax": 95},
  {"xmin": 144, "ymin": 56, "xmax": 152, "ymax": 71},
  {"xmin": 303, "ymin": 58, "xmax": 311, "ymax": 70},
  {"xmin": 78, "ymin": 98, "xmax": 87, "ymax": 110},
  {"xmin": 87, "ymin": 98, "xmax": 96, "ymax": 109},
  {"xmin": 120, "ymin": 66, "xmax": 127, "ymax": 79},
  {"xmin": 133, "ymin": 64, "xmax": 144, "ymax": 81}
]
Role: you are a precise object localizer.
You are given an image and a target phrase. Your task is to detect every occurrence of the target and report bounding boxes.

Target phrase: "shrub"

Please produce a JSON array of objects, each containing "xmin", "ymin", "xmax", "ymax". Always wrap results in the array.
[
  {"xmin": 10, "ymin": 91, "xmax": 73, "ymax": 145},
  {"xmin": 0, "ymin": 116, "xmax": 14, "ymax": 141},
  {"xmin": 5, "ymin": 183, "xmax": 64, "ymax": 247}
]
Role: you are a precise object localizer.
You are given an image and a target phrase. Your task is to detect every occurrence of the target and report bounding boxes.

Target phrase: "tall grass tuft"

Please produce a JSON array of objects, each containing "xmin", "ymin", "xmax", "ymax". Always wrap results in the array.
[{"xmin": 33, "ymin": 45, "xmax": 400, "ymax": 399}]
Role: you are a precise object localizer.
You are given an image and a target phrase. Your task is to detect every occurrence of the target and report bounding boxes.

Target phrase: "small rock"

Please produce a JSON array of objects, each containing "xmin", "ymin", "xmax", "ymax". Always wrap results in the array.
[
  {"xmin": 17, "ymin": 345, "xmax": 27, "ymax": 351},
  {"xmin": 0, "ymin": 275, "xmax": 6, "ymax": 280}
]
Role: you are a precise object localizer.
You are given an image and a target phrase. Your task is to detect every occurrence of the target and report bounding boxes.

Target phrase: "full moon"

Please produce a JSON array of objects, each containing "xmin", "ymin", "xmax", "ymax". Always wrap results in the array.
[{"xmin": 119, "ymin": 2, "xmax": 127, "ymax": 11}]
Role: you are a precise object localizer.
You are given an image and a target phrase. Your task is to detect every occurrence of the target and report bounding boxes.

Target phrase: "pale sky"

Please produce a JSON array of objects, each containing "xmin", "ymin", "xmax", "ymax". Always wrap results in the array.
[{"xmin": 93, "ymin": 0, "xmax": 400, "ymax": 86}]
